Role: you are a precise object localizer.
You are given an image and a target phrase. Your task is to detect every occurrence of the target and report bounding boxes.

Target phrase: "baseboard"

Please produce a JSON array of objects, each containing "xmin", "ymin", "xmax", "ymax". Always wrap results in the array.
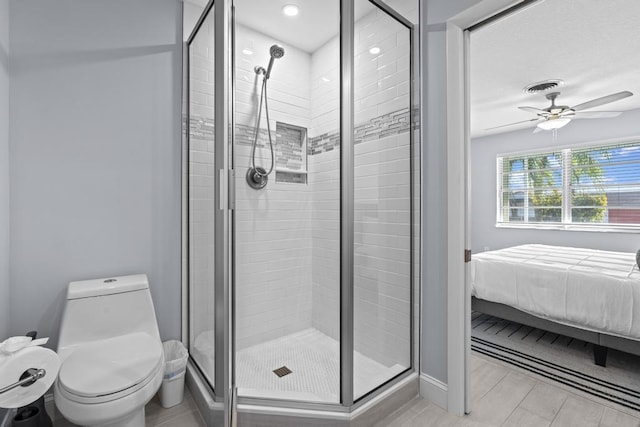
[{"xmin": 419, "ymin": 374, "xmax": 447, "ymax": 410}]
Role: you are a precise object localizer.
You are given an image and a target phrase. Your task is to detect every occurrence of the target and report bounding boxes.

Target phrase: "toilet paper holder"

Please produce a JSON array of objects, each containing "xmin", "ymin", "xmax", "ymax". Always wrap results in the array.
[{"xmin": 0, "ymin": 368, "xmax": 46, "ymax": 395}]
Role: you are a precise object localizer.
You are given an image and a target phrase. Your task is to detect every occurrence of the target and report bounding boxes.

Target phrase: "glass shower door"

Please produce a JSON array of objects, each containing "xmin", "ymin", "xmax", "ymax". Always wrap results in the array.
[
  {"xmin": 353, "ymin": 0, "xmax": 414, "ymax": 400},
  {"xmin": 232, "ymin": 0, "xmax": 342, "ymax": 404},
  {"xmin": 188, "ymin": 3, "xmax": 217, "ymax": 389},
  {"xmin": 187, "ymin": 2, "xmax": 235, "ymax": 424}
]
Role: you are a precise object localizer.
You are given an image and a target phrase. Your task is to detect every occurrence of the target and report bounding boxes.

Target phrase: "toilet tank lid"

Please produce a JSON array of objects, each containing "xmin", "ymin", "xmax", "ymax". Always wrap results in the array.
[{"xmin": 67, "ymin": 274, "xmax": 149, "ymax": 300}]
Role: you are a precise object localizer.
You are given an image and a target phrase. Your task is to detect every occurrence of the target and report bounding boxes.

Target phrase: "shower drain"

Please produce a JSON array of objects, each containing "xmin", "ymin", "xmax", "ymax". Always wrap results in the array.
[{"xmin": 273, "ymin": 366, "xmax": 293, "ymax": 378}]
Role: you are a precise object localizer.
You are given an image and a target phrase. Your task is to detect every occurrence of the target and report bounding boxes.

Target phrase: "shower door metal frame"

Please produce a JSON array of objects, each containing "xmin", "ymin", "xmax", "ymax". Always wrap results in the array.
[
  {"xmin": 185, "ymin": 0, "xmax": 218, "ymax": 393},
  {"xmin": 344, "ymin": 0, "xmax": 417, "ymax": 408},
  {"xmin": 184, "ymin": 0, "xmax": 419, "ymax": 416},
  {"xmin": 340, "ymin": 0, "xmax": 356, "ymax": 408},
  {"xmin": 214, "ymin": 1, "xmax": 234, "ymax": 424},
  {"xmin": 184, "ymin": 0, "xmax": 236, "ymax": 424}
]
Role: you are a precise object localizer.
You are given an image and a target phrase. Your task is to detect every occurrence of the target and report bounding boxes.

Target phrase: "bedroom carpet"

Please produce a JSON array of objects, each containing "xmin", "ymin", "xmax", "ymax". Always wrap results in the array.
[{"xmin": 471, "ymin": 312, "xmax": 640, "ymax": 412}]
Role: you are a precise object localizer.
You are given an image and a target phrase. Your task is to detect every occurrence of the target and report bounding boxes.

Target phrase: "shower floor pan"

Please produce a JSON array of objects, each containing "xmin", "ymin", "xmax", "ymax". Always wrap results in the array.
[{"xmin": 193, "ymin": 328, "xmax": 406, "ymax": 403}]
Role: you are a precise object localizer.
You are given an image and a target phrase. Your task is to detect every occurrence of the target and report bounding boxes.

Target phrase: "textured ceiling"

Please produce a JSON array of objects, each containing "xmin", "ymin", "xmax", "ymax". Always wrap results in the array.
[{"xmin": 470, "ymin": 0, "xmax": 640, "ymax": 138}]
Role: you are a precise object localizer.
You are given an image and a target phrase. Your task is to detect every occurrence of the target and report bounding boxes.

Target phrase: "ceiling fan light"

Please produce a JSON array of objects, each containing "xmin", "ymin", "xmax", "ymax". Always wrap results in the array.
[
  {"xmin": 282, "ymin": 5, "xmax": 299, "ymax": 16},
  {"xmin": 537, "ymin": 118, "xmax": 571, "ymax": 131}
]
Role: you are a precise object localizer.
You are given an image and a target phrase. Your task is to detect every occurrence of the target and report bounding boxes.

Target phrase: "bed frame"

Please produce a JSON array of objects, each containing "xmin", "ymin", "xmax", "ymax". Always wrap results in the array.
[{"xmin": 472, "ymin": 296, "xmax": 640, "ymax": 367}]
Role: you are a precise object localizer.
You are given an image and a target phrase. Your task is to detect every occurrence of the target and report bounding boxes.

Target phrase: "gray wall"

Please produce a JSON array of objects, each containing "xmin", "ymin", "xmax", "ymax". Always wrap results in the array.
[
  {"xmin": 421, "ymin": 0, "xmax": 481, "ymax": 384},
  {"xmin": 471, "ymin": 108, "xmax": 640, "ymax": 255},
  {"xmin": 9, "ymin": 0, "xmax": 183, "ymax": 347},
  {"xmin": 0, "ymin": 0, "xmax": 9, "ymax": 340}
]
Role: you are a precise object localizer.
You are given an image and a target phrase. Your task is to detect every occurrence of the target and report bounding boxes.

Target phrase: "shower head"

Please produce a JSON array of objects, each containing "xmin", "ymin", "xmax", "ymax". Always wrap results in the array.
[
  {"xmin": 265, "ymin": 44, "xmax": 285, "ymax": 79},
  {"xmin": 270, "ymin": 44, "xmax": 285, "ymax": 59}
]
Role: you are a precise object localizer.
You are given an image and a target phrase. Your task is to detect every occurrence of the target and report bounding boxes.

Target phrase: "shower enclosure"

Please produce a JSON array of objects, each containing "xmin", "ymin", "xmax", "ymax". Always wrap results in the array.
[{"xmin": 184, "ymin": 0, "xmax": 419, "ymax": 424}]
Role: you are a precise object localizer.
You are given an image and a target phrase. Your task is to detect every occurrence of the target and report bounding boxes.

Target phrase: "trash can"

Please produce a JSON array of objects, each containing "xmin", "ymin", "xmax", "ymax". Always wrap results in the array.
[{"xmin": 158, "ymin": 340, "xmax": 189, "ymax": 408}]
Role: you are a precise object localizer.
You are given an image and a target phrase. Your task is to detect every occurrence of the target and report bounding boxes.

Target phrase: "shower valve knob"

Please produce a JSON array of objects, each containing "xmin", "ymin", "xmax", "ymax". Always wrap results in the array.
[{"xmin": 246, "ymin": 167, "xmax": 268, "ymax": 190}]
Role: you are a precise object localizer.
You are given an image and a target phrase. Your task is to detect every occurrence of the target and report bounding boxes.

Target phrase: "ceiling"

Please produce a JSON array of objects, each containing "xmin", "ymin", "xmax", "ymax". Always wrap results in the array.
[
  {"xmin": 234, "ymin": 0, "xmax": 376, "ymax": 53},
  {"xmin": 185, "ymin": 0, "xmax": 378, "ymax": 52},
  {"xmin": 234, "ymin": 0, "xmax": 340, "ymax": 52},
  {"xmin": 470, "ymin": 0, "xmax": 640, "ymax": 139}
]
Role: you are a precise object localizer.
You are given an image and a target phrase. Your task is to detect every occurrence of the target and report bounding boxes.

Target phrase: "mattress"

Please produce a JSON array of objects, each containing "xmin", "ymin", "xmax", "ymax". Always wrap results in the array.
[{"xmin": 471, "ymin": 244, "xmax": 640, "ymax": 340}]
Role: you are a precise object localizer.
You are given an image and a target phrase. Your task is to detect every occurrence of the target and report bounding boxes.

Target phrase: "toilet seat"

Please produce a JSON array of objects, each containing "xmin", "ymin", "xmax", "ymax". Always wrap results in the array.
[{"xmin": 58, "ymin": 332, "xmax": 163, "ymax": 404}]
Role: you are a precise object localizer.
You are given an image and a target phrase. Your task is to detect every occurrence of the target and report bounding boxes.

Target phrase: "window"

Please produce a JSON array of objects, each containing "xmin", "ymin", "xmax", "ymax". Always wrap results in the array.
[{"xmin": 497, "ymin": 140, "xmax": 640, "ymax": 227}]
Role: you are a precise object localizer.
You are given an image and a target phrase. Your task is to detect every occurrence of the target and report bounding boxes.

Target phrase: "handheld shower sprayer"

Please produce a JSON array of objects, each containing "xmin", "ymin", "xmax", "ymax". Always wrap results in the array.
[
  {"xmin": 247, "ymin": 45, "xmax": 286, "ymax": 189},
  {"xmin": 265, "ymin": 44, "xmax": 285, "ymax": 80},
  {"xmin": 253, "ymin": 45, "xmax": 285, "ymax": 80}
]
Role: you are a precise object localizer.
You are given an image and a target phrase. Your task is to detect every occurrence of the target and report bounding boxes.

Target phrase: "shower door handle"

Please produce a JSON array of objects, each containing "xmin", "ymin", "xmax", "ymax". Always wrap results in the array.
[
  {"xmin": 219, "ymin": 169, "xmax": 228, "ymax": 211},
  {"xmin": 228, "ymin": 169, "xmax": 235, "ymax": 211},
  {"xmin": 219, "ymin": 169, "xmax": 235, "ymax": 211}
]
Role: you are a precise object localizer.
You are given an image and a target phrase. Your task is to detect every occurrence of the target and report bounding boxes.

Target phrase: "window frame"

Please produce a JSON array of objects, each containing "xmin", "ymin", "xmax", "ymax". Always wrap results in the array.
[{"xmin": 496, "ymin": 137, "xmax": 640, "ymax": 232}]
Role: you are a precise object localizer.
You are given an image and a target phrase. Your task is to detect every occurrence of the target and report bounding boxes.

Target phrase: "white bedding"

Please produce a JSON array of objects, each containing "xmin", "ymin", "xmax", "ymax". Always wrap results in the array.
[{"xmin": 471, "ymin": 244, "xmax": 640, "ymax": 340}]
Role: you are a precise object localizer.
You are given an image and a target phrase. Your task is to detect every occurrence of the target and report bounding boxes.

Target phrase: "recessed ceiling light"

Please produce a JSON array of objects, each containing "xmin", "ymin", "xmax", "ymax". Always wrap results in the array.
[
  {"xmin": 321, "ymin": 77, "xmax": 330, "ymax": 82},
  {"xmin": 282, "ymin": 5, "xmax": 299, "ymax": 16},
  {"xmin": 369, "ymin": 47, "xmax": 380, "ymax": 55},
  {"xmin": 242, "ymin": 48, "xmax": 253, "ymax": 56}
]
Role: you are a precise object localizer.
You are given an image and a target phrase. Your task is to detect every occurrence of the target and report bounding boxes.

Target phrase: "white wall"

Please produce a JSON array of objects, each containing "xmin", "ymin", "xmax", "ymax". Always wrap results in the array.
[
  {"xmin": 471, "ymin": 108, "xmax": 640, "ymax": 254},
  {"xmin": 421, "ymin": 0, "xmax": 482, "ymax": 385},
  {"xmin": 0, "ymin": 0, "xmax": 9, "ymax": 340},
  {"xmin": 9, "ymin": 0, "xmax": 183, "ymax": 347}
]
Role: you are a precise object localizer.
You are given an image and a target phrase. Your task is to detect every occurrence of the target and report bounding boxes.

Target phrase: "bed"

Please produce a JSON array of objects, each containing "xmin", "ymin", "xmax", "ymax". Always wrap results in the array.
[{"xmin": 471, "ymin": 244, "xmax": 640, "ymax": 366}]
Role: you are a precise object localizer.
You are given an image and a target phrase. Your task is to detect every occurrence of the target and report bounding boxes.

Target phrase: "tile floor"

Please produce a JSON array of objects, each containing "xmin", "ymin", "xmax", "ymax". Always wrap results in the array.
[
  {"xmin": 53, "ymin": 388, "xmax": 206, "ymax": 427},
  {"xmin": 373, "ymin": 353, "xmax": 640, "ymax": 427},
  {"xmin": 52, "ymin": 352, "xmax": 640, "ymax": 426}
]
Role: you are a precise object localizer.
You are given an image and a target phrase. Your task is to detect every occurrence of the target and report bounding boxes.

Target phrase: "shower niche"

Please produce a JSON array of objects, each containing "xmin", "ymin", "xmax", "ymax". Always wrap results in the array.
[
  {"xmin": 184, "ymin": 0, "xmax": 419, "ymax": 424},
  {"xmin": 274, "ymin": 122, "xmax": 307, "ymax": 184}
]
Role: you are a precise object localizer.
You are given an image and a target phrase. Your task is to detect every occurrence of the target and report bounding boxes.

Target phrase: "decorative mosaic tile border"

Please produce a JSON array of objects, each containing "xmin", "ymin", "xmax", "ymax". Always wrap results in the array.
[
  {"xmin": 187, "ymin": 116, "xmax": 215, "ymax": 141},
  {"xmin": 186, "ymin": 107, "xmax": 419, "ymax": 156},
  {"xmin": 309, "ymin": 107, "xmax": 415, "ymax": 155}
]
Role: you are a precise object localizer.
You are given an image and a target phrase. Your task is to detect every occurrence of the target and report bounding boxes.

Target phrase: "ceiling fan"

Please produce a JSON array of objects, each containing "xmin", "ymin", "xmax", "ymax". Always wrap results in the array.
[{"xmin": 487, "ymin": 90, "xmax": 633, "ymax": 132}]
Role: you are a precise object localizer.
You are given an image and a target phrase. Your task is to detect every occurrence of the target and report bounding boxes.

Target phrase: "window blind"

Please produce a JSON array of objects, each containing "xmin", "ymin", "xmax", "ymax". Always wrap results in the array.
[
  {"xmin": 497, "ymin": 140, "xmax": 640, "ymax": 226},
  {"xmin": 498, "ymin": 151, "xmax": 563, "ymax": 223},
  {"xmin": 570, "ymin": 142, "xmax": 640, "ymax": 224}
]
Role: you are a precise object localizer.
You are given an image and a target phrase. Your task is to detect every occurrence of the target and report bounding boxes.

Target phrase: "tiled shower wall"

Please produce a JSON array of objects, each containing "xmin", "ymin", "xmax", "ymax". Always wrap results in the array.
[
  {"xmin": 234, "ymin": 24, "xmax": 314, "ymax": 350},
  {"xmin": 309, "ymin": 3, "xmax": 414, "ymax": 369}
]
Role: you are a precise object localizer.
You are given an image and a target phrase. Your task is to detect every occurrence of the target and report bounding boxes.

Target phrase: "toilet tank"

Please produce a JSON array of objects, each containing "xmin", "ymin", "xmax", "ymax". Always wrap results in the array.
[{"xmin": 57, "ymin": 274, "xmax": 161, "ymax": 357}]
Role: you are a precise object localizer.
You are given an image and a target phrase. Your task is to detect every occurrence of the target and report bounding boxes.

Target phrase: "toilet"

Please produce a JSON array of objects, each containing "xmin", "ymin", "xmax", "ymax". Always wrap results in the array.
[{"xmin": 54, "ymin": 274, "xmax": 164, "ymax": 427}]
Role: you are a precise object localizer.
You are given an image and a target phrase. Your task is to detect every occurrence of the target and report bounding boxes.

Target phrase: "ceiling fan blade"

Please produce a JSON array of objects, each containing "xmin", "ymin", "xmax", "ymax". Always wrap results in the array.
[
  {"xmin": 573, "ymin": 111, "xmax": 622, "ymax": 119},
  {"xmin": 571, "ymin": 91, "xmax": 633, "ymax": 111},
  {"xmin": 518, "ymin": 106, "xmax": 548, "ymax": 114},
  {"xmin": 485, "ymin": 117, "xmax": 540, "ymax": 131}
]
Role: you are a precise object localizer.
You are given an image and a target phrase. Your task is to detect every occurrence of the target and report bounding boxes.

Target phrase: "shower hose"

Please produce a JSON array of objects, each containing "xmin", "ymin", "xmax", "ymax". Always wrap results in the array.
[{"xmin": 250, "ymin": 75, "xmax": 275, "ymax": 178}]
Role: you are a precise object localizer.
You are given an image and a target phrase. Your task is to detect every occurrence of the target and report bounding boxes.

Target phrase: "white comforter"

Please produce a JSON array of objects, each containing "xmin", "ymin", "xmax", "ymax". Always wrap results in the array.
[{"xmin": 471, "ymin": 244, "xmax": 640, "ymax": 340}]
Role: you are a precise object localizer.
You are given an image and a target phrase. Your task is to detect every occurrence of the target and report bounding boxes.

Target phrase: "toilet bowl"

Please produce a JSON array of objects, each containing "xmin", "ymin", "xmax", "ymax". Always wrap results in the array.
[{"xmin": 54, "ymin": 274, "xmax": 164, "ymax": 427}]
